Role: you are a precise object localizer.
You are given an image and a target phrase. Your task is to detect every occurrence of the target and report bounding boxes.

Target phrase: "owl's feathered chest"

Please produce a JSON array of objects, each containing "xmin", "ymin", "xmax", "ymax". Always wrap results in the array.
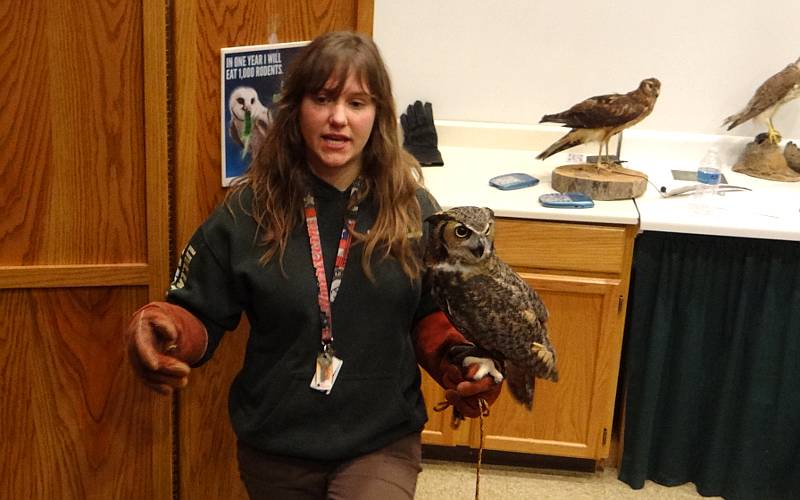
[
  {"xmin": 428, "ymin": 258, "xmax": 508, "ymax": 297},
  {"xmin": 430, "ymin": 259, "xmax": 486, "ymax": 282},
  {"xmin": 429, "ymin": 257, "xmax": 513, "ymax": 292},
  {"xmin": 427, "ymin": 254, "xmax": 549, "ymax": 350}
]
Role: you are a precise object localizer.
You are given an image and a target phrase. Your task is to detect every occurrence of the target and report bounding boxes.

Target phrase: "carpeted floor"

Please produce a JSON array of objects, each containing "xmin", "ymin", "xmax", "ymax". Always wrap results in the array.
[{"xmin": 416, "ymin": 459, "xmax": 721, "ymax": 499}]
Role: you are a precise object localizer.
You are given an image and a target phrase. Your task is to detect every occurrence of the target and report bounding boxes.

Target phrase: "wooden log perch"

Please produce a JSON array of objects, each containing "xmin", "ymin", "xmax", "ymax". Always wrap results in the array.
[{"xmin": 550, "ymin": 163, "xmax": 648, "ymax": 200}]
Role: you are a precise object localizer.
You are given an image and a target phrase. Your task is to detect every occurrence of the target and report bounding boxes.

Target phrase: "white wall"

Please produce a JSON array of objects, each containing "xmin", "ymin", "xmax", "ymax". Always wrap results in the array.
[{"xmin": 374, "ymin": 0, "xmax": 800, "ymax": 140}]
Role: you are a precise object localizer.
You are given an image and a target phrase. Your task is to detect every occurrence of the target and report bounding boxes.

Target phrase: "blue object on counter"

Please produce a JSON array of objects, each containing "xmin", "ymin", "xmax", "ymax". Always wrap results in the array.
[
  {"xmin": 489, "ymin": 173, "xmax": 539, "ymax": 190},
  {"xmin": 539, "ymin": 192, "xmax": 594, "ymax": 208}
]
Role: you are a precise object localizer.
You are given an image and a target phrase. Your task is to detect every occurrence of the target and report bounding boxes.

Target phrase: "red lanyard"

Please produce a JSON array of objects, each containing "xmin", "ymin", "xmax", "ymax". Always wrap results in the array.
[{"xmin": 304, "ymin": 177, "xmax": 363, "ymax": 347}]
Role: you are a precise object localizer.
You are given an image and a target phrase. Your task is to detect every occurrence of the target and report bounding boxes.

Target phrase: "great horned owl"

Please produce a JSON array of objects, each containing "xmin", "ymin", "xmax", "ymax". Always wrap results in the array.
[{"xmin": 425, "ymin": 206, "xmax": 558, "ymax": 410}]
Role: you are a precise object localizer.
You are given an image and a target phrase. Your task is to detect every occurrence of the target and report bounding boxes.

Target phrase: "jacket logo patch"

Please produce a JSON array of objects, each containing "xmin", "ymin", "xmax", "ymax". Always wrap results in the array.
[{"xmin": 170, "ymin": 244, "xmax": 196, "ymax": 290}]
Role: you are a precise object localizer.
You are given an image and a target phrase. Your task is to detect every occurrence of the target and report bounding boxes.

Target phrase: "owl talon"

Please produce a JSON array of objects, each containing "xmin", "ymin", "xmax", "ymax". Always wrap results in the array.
[{"xmin": 462, "ymin": 356, "xmax": 504, "ymax": 384}]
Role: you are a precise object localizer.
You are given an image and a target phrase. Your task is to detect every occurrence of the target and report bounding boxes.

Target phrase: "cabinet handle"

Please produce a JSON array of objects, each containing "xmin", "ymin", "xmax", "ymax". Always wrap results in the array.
[{"xmin": 617, "ymin": 295, "xmax": 624, "ymax": 313}]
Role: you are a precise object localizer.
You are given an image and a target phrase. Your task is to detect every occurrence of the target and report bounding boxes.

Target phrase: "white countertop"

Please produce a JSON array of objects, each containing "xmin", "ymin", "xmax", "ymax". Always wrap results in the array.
[
  {"xmin": 627, "ymin": 158, "xmax": 800, "ymax": 241},
  {"xmin": 425, "ymin": 121, "xmax": 800, "ymax": 241},
  {"xmin": 424, "ymin": 146, "xmax": 639, "ymax": 225}
]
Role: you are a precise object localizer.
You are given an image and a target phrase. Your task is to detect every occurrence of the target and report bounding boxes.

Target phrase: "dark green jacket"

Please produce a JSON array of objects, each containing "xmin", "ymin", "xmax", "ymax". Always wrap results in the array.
[{"xmin": 167, "ymin": 176, "xmax": 440, "ymax": 461}]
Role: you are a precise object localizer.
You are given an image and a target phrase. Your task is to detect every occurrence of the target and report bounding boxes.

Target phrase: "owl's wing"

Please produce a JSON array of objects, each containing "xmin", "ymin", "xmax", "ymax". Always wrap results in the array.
[
  {"xmin": 491, "ymin": 261, "xmax": 555, "ymax": 376},
  {"xmin": 431, "ymin": 257, "xmax": 559, "ymax": 409},
  {"xmin": 440, "ymin": 265, "xmax": 549, "ymax": 364},
  {"xmin": 229, "ymin": 121, "xmax": 244, "ymax": 147}
]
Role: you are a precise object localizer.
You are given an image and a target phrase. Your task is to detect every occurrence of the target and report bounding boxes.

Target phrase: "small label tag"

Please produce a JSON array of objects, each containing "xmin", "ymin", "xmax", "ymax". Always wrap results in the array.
[
  {"xmin": 567, "ymin": 152, "xmax": 586, "ymax": 163},
  {"xmin": 310, "ymin": 354, "xmax": 343, "ymax": 394}
]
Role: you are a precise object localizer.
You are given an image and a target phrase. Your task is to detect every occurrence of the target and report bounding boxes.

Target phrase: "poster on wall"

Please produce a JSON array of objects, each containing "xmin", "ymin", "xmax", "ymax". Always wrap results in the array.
[{"xmin": 220, "ymin": 41, "xmax": 309, "ymax": 186}]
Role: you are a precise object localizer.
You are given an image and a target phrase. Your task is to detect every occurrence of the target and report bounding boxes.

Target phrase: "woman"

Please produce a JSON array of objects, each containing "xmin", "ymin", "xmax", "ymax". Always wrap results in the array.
[{"xmin": 127, "ymin": 31, "xmax": 501, "ymax": 500}]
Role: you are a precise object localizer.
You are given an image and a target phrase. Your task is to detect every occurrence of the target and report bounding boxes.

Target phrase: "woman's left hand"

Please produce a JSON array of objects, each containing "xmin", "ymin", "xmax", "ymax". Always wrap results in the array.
[{"xmin": 440, "ymin": 361, "xmax": 503, "ymax": 418}]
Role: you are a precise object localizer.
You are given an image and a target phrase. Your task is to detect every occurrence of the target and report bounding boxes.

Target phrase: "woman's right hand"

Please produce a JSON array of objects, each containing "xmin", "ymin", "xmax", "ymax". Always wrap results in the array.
[{"xmin": 125, "ymin": 302, "xmax": 207, "ymax": 395}]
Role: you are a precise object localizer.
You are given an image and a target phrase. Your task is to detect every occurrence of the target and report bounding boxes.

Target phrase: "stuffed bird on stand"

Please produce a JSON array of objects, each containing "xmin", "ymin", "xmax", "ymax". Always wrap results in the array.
[
  {"xmin": 537, "ymin": 78, "xmax": 661, "ymax": 172},
  {"xmin": 723, "ymin": 56, "xmax": 800, "ymax": 144}
]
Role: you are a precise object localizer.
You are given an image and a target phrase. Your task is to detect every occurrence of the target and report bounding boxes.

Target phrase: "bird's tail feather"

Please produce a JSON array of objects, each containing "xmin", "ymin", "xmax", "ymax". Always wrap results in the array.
[
  {"xmin": 540, "ymin": 113, "xmax": 566, "ymax": 124},
  {"xmin": 536, "ymin": 130, "xmax": 583, "ymax": 160},
  {"xmin": 722, "ymin": 113, "xmax": 743, "ymax": 131},
  {"xmin": 506, "ymin": 363, "xmax": 534, "ymax": 410}
]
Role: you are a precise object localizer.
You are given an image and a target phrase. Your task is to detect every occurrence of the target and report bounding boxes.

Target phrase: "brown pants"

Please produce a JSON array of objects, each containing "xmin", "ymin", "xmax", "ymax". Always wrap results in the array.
[{"xmin": 236, "ymin": 433, "xmax": 422, "ymax": 500}]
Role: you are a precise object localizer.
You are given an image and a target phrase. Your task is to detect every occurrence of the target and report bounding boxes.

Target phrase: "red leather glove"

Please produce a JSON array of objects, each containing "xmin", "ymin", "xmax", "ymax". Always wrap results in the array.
[
  {"xmin": 414, "ymin": 311, "xmax": 503, "ymax": 418},
  {"xmin": 441, "ymin": 363, "xmax": 502, "ymax": 418},
  {"xmin": 126, "ymin": 302, "xmax": 208, "ymax": 395}
]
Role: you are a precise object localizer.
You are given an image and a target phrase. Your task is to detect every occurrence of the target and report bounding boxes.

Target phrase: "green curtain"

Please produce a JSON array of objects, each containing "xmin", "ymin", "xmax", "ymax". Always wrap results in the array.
[{"xmin": 618, "ymin": 231, "xmax": 800, "ymax": 500}]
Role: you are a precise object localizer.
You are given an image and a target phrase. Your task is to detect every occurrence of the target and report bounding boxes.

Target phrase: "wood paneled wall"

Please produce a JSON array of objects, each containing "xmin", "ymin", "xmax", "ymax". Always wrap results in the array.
[
  {"xmin": 1, "ymin": 0, "xmax": 171, "ymax": 499},
  {"xmin": 172, "ymin": 1, "xmax": 373, "ymax": 499},
  {"xmin": 2, "ymin": 0, "xmax": 374, "ymax": 498}
]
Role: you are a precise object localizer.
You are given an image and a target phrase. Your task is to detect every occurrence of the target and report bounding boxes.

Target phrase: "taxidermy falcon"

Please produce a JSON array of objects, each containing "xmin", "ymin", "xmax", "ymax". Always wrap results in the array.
[
  {"xmin": 723, "ymin": 56, "xmax": 800, "ymax": 145},
  {"xmin": 536, "ymin": 78, "xmax": 661, "ymax": 170},
  {"xmin": 425, "ymin": 206, "xmax": 558, "ymax": 410}
]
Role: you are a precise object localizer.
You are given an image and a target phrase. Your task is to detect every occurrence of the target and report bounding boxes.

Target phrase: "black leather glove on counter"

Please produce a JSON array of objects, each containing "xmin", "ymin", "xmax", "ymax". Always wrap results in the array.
[{"xmin": 401, "ymin": 100, "xmax": 444, "ymax": 166}]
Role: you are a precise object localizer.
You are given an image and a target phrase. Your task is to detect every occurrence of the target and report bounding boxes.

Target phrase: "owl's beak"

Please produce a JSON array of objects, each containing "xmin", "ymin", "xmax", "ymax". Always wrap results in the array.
[{"xmin": 471, "ymin": 235, "xmax": 492, "ymax": 260}]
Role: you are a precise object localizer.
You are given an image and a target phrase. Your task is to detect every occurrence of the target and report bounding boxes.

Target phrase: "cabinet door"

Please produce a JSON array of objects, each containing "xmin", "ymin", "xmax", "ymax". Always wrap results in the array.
[
  {"xmin": 420, "ymin": 273, "xmax": 626, "ymax": 460},
  {"xmin": 470, "ymin": 273, "xmax": 624, "ymax": 459},
  {"xmin": 419, "ymin": 372, "xmax": 471, "ymax": 446}
]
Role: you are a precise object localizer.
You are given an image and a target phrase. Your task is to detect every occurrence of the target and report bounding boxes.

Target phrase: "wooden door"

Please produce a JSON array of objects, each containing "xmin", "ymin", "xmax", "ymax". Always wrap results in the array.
[
  {"xmin": 171, "ymin": 2, "xmax": 374, "ymax": 498},
  {"xmin": 0, "ymin": 1, "xmax": 171, "ymax": 498}
]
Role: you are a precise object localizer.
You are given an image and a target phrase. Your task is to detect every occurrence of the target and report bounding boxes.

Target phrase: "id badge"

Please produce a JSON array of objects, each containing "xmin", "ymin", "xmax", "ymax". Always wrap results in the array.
[{"xmin": 310, "ymin": 351, "xmax": 342, "ymax": 394}]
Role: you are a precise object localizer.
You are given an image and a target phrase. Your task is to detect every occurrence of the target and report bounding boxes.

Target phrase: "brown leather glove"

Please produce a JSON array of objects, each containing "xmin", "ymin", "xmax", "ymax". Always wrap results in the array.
[
  {"xmin": 414, "ymin": 311, "xmax": 503, "ymax": 418},
  {"xmin": 126, "ymin": 301, "xmax": 208, "ymax": 395}
]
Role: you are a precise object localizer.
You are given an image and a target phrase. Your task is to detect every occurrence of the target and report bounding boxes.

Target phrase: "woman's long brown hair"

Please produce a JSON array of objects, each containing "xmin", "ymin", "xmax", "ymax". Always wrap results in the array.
[{"xmin": 227, "ymin": 31, "xmax": 425, "ymax": 280}]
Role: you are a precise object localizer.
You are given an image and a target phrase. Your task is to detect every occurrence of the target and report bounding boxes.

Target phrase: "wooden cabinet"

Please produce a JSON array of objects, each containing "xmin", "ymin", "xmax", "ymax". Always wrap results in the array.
[{"xmin": 421, "ymin": 217, "xmax": 637, "ymax": 462}]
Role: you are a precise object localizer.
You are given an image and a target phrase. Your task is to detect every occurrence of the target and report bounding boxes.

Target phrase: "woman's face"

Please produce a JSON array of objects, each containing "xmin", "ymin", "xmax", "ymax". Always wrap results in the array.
[{"xmin": 299, "ymin": 71, "xmax": 376, "ymax": 180}]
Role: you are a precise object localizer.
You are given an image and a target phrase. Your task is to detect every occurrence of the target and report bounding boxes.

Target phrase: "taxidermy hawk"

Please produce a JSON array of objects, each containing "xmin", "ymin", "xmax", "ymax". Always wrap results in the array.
[
  {"xmin": 536, "ymin": 78, "xmax": 661, "ymax": 170},
  {"xmin": 425, "ymin": 206, "xmax": 558, "ymax": 410},
  {"xmin": 723, "ymin": 56, "xmax": 800, "ymax": 145}
]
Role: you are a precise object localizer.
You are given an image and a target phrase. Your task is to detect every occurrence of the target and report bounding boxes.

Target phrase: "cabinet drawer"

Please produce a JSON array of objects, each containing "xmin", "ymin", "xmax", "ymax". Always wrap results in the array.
[{"xmin": 495, "ymin": 218, "xmax": 629, "ymax": 275}]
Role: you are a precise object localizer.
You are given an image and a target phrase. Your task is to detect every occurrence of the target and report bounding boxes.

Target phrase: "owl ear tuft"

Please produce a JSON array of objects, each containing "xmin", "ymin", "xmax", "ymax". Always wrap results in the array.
[{"xmin": 425, "ymin": 211, "xmax": 450, "ymax": 225}]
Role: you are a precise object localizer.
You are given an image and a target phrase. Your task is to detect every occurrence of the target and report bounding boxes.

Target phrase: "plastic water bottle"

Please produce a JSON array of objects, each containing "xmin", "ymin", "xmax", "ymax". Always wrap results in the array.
[{"xmin": 692, "ymin": 147, "xmax": 721, "ymax": 213}]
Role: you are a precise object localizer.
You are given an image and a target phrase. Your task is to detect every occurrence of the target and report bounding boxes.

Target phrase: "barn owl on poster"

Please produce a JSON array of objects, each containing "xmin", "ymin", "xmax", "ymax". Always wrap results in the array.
[{"xmin": 228, "ymin": 86, "xmax": 272, "ymax": 159}]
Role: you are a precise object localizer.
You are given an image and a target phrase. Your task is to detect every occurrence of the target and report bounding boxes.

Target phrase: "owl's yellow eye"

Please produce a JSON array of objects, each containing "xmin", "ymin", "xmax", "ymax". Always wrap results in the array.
[{"xmin": 454, "ymin": 225, "xmax": 470, "ymax": 238}]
